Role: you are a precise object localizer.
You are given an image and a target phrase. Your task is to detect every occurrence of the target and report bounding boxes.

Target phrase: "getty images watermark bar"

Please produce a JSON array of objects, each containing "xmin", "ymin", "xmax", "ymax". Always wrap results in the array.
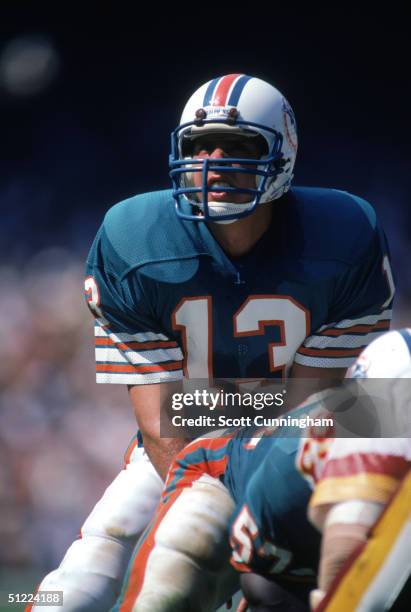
[{"xmin": 159, "ymin": 378, "xmax": 411, "ymax": 438}]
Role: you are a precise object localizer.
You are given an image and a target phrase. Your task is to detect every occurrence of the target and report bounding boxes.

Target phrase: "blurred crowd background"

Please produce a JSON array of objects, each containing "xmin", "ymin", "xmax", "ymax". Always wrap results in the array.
[{"xmin": 0, "ymin": 6, "xmax": 410, "ymax": 604}]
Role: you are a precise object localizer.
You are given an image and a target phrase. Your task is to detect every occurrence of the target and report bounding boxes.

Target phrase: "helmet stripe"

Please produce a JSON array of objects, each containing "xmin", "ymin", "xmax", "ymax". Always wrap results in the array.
[
  {"xmin": 227, "ymin": 75, "xmax": 252, "ymax": 106},
  {"xmin": 209, "ymin": 74, "xmax": 243, "ymax": 106},
  {"xmin": 399, "ymin": 329, "xmax": 411, "ymax": 356},
  {"xmin": 203, "ymin": 77, "xmax": 221, "ymax": 106}
]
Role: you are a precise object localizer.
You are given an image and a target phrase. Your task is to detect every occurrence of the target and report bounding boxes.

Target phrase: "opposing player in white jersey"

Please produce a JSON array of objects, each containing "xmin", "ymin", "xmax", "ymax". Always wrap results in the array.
[
  {"xmin": 306, "ymin": 329, "xmax": 411, "ymax": 611},
  {"xmin": 28, "ymin": 73, "xmax": 394, "ymax": 611}
]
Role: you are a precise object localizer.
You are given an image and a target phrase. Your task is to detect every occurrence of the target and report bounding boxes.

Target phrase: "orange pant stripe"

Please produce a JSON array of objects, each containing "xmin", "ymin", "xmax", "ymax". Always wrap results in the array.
[{"xmin": 118, "ymin": 488, "xmax": 183, "ymax": 611}]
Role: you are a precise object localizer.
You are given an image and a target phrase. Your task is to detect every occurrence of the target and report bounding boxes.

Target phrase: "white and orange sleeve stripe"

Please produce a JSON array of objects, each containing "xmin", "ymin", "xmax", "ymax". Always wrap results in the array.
[
  {"xmin": 294, "ymin": 309, "xmax": 392, "ymax": 368},
  {"xmin": 94, "ymin": 319, "xmax": 184, "ymax": 384}
]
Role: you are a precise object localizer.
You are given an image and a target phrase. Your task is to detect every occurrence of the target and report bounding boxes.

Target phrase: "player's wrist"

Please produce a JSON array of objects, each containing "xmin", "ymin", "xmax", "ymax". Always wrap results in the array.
[{"xmin": 310, "ymin": 588, "xmax": 326, "ymax": 610}]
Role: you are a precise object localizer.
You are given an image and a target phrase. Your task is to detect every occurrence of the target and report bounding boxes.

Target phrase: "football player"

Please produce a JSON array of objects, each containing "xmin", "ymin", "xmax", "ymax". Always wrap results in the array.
[
  {"xmin": 30, "ymin": 74, "xmax": 394, "ymax": 611},
  {"xmin": 114, "ymin": 414, "xmax": 323, "ymax": 611},
  {"xmin": 306, "ymin": 329, "xmax": 411, "ymax": 611}
]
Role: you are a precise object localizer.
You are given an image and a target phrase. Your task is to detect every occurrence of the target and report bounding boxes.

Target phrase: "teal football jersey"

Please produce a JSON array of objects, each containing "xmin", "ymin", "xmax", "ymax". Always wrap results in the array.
[
  {"xmin": 228, "ymin": 430, "xmax": 320, "ymax": 577},
  {"xmin": 85, "ymin": 187, "xmax": 394, "ymax": 385},
  {"xmin": 161, "ymin": 416, "xmax": 320, "ymax": 577}
]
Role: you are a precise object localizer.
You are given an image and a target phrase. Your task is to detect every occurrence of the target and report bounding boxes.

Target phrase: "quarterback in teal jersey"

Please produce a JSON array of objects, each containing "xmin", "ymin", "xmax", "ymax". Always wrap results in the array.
[
  {"xmin": 87, "ymin": 185, "xmax": 392, "ymax": 383},
  {"xmin": 31, "ymin": 74, "xmax": 394, "ymax": 611}
]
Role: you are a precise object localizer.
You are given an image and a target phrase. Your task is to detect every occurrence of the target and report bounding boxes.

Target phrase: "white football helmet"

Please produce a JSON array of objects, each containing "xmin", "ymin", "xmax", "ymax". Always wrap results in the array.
[
  {"xmin": 348, "ymin": 328, "xmax": 411, "ymax": 378},
  {"xmin": 169, "ymin": 74, "xmax": 298, "ymax": 222}
]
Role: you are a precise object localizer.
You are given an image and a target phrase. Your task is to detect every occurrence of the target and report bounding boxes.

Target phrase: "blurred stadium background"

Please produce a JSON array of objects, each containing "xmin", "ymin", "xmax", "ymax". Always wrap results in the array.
[{"xmin": 0, "ymin": 7, "xmax": 410, "ymax": 609}]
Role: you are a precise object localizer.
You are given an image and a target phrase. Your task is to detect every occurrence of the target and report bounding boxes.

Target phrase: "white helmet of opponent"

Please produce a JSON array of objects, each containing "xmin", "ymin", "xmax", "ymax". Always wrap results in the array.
[
  {"xmin": 348, "ymin": 328, "xmax": 411, "ymax": 378},
  {"xmin": 169, "ymin": 74, "xmax": 298, "ymax": 222}
]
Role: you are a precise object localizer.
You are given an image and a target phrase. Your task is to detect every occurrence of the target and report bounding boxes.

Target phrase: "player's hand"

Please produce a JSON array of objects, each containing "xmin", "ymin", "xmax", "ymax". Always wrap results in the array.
[{"xmin": 235, "ymin": 596, "xmax": 249, "ymax": 612}]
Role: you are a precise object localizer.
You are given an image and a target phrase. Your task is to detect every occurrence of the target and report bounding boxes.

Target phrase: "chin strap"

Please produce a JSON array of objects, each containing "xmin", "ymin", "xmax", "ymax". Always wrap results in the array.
[{"xmin": 197, "ymin": 200, "xmax": 255, "ymax": 224}]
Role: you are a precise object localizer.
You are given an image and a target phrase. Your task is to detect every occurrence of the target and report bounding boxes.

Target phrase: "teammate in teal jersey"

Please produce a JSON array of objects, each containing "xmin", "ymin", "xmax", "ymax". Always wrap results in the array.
[
  {"xmin": 114, "ymin": 417, "xmax": 321, "ymax": 611},
  {"xmin": 30, "ymin": 74, "xmax": 395, "ymax": 611}
]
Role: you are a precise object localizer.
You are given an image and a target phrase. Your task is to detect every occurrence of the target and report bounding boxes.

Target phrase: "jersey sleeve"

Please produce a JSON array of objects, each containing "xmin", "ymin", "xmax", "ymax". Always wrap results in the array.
[
  {"xmin": 295, "ymin": 222, "xmax": 395, "ymax": 369},
  {"xmin": 85, "ymin": 225, "xmax": 184, "ymax": 385},
  {"xmin": 309, "ymin": 437, "xmax": 411, "ymax": 513}
]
